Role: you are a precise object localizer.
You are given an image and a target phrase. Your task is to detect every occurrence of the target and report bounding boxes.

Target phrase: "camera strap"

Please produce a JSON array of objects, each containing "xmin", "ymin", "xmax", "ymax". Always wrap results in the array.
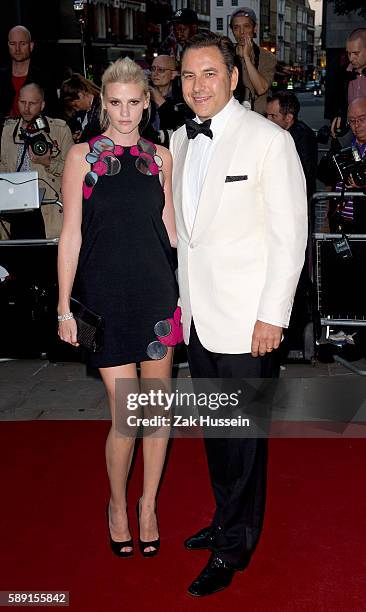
[
  {"xmin": 11, "ymin": 119, "xmax": 28, "ymax": 171},
  {"xmin": 16, "ymin": 145, "xmax": 28, "ymax": 172}
]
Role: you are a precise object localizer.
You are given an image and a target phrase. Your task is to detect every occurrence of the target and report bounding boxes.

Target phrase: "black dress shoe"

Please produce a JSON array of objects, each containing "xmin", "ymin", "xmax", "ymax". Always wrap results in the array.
[
  {"xmin": 184, "ymin": 526, "xmax": 216, "ymax": 550},
  {"xmin": 187, "ymin": 553, "xmax": 237, "ymax": 597}
]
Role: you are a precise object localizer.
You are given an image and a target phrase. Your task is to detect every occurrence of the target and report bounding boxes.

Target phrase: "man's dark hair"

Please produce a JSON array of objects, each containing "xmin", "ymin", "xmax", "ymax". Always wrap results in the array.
[
  {"xmin": 267, "ymin": 91, "xmax": 300, "ymax": 120},
  {"xmin": 181, "ymin": 32, "xmax": 236, "ymax": 76}
]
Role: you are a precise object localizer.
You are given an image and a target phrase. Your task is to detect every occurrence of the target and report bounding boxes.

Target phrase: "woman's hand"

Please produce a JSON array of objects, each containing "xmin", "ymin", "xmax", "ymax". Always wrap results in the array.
[{"xmin": 58, "ymin": 319, "xmax": 79, "ymax": 346}]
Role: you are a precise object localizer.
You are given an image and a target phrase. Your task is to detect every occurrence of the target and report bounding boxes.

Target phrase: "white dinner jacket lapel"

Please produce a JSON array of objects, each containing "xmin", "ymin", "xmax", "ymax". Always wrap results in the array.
[
  {"xmin": 190, "ymin": 103, "xmax": 247, "ymax": 244},
  {"xmin": 173, "ymin": 135, "xmax": 191, "ymax": 241}
]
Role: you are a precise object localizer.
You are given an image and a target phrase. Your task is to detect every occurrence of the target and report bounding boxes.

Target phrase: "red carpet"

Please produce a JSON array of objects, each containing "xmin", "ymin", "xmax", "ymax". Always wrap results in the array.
[{"xmin": 0, "ymin": 422, "xmax": 365, "ymax": 611}]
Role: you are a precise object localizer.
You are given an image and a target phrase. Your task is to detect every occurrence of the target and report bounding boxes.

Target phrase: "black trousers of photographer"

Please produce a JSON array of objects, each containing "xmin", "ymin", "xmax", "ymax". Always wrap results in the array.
[{"xmin": 187, "ymin": 320, "xmax": 279, "ymax": 568}]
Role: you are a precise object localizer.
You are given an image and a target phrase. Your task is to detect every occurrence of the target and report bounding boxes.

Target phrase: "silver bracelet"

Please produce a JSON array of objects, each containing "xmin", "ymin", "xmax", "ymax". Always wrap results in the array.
[{"xmin": 57, "ymin": 312, "xmax": 74, "ymax": 322}]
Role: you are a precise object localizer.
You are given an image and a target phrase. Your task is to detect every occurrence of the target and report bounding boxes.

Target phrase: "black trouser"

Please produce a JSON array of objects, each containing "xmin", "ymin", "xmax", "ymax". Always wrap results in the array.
[{"xmin": 187, "ymin": 320, "xmax": 279, "ymax": 567}]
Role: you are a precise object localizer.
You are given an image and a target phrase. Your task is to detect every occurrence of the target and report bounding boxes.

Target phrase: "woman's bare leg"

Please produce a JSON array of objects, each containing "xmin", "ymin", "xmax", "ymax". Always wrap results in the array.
[
  {"xmin": 138, "ymin": 349, "xmax": 173, "ymax": 552},
  {"xmin": 100, "ymin": 363, "xmax": 138, "ymax": 553}
]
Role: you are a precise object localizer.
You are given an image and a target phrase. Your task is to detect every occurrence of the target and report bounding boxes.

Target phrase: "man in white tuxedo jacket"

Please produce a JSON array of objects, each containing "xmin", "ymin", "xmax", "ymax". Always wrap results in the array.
[{"xmin": 170, "ymin": 33, "xmax": 308, "ymax": 597}]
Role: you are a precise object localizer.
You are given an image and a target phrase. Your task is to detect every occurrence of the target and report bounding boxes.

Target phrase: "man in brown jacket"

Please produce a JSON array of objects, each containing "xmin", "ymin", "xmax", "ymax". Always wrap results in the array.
[
  {"xmin": 230, "ymin": 7, "xmax": 276, "ymax": 115},
  {"xmin": 0, "ymin": 83, "xmax": 73, "ymax": 239}
]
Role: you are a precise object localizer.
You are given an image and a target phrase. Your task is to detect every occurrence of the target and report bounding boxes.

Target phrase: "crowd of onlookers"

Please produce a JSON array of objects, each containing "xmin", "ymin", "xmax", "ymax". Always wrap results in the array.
[{"xmin": 0, "ymin": 8, "xmax": 366, "ymax": 242}]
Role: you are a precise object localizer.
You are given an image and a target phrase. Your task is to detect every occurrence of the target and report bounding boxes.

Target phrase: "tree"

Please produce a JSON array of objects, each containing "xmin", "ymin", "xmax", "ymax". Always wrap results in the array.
[{"xmin": 328, "ymin": 0, "xmax": 366, "ymax": 19}]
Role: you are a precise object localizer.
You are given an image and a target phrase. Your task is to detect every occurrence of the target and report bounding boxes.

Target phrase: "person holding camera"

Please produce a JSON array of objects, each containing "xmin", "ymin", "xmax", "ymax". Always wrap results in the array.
[
  {"xmin": 0, "ymin": 83, "xmax": 73, "ymax": 239},
  {"xmin": 328, "ymin": 97, "xmax": 366, "ymax": 234}
]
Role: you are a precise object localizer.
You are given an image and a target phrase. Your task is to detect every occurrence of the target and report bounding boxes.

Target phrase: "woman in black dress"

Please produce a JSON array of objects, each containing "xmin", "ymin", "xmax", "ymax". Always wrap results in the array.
[{"xmin": 57, "ymin": 58, "xmax": 179, "ymax": 558}]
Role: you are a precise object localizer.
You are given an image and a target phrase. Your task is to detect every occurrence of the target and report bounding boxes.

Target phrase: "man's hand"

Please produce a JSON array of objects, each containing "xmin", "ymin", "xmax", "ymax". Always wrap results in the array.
[
  {"xmin": 149, "ymin": 85, "xmax": 165, "ymax": 108},
  {"xmin": 29, "ymin": 148, "xmax": 51, "ymax": 168},
  {"xmin": 331, "ymin": 116, "xmax": 341, "ymax": 138},
  {"xmin": 251, "ymin": 320, "xmax": 282, "ymax": 358},
  {"xmin": 237, "ymin": 35, "xmax": 253, "ymax": 61},
  {"xmin": 345, "ymin": 174, "xmax": 366, "ymax": 190}
]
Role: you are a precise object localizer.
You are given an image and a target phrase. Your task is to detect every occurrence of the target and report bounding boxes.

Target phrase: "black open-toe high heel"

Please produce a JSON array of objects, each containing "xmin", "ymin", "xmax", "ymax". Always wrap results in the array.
[
  {"xmin": 136, "ymin": 499, "xmax": 160, "ymax": 558},
  {"xmin": 106, "ymin": 504, "xmax": 134, "ymax": 558}
]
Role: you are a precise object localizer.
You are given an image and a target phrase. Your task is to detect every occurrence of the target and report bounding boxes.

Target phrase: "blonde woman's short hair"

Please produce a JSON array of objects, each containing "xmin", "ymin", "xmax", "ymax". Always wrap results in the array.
[{"xmin": 100, "ymin": 58, "xmax": 149, "ymax": 130}]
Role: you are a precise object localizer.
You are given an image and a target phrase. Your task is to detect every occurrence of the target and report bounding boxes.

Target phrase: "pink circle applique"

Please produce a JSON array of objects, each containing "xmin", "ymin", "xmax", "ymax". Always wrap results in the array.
[
  {"xmin": 130, "ymin": 145, "xmax": 139, "ymax": 157},
  {"xmin": 114, "ymin": 145, "xmax": 124, "ymax": 156},
  {"xmin": 93, "ymin": 160, "xmax": 108, "ymax": 175},
  {"xmin": 83, "ymin": 183, "xmax": 93, "ymax": 200}
]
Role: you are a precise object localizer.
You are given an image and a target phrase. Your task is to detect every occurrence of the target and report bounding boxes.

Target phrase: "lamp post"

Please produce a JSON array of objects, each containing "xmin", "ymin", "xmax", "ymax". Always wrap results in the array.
[{"xmin": 73, "ymin": 0, "xmax": 87, "ymax": 78}]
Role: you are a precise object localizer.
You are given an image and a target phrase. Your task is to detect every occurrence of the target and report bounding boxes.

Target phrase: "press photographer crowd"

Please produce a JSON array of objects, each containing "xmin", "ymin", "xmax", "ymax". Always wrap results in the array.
[{"xmin": 0, "ymin": 14, "xmax": 366, "ymax": 355}]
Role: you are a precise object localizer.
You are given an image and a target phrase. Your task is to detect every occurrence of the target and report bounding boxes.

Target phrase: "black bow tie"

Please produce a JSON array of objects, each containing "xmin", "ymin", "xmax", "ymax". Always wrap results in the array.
[{"xmin": 185, "ymin": 118, "xmax": 213, "ymax": 140}]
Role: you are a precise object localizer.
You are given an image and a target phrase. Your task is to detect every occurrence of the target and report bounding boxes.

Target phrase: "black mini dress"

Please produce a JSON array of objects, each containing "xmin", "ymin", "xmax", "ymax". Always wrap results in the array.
[{"xmin": 74, "ymin": 136, "xmax": 178, "ymax": 368}]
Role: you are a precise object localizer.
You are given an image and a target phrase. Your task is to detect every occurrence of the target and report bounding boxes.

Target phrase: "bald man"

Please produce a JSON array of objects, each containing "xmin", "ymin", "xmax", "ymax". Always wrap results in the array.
[
  {"xmin": 149, "ymin": 54, "xmax": 191, "ymax": 141},
  {"xmin": 150, "ymin": 55, "xmax": 177, "ymax": 102},
  {"xmin": 0, "ymin": 83, "xmax": 73, "ymax": 239},
  {"xmin": 331, "ymin": 28, "xmax": 366, "ymax": 137},
  {"xmin": 0, "ymin": 25, "xmax": 59, "ymax": 120}
]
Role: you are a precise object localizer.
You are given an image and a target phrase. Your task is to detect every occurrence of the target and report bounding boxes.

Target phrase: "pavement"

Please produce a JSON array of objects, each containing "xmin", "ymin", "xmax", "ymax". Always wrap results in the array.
[{"xmin": 1, "ymin": 351, "xmax": 366, "ymax": 421}]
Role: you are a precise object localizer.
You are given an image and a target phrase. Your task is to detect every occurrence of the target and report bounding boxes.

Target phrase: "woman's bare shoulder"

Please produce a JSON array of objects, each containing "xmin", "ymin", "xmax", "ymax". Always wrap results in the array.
[{"xmin": 66, "ymin": 142, "xmax": 90, "ymax": 163}]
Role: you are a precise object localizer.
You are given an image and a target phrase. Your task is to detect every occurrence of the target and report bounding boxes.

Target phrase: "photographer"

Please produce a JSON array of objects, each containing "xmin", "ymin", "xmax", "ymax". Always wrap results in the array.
[
  {"xmin": 328, "ymin": 97, "xmax": 366, "ymax": 234},
  {"xmin": 0, "ymin": 83, "xmax": 73, "ymax": 239}
]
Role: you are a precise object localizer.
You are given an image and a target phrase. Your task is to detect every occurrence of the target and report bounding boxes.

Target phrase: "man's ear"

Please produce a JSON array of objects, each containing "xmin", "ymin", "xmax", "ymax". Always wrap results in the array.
[
  {"xmin": 230, "ymin": 66, "xmax": 239, "ymax": 92},
  {"xmin": 286, "ymin": 112, "xmax": 295, "ymax": 126},
  {"xmin": 30, "ymin": 41, "xmax": 34, "ymax": 53},
  {"xmin": 41, "ymin": 100, "xmax": 45, "ymax": 112}
]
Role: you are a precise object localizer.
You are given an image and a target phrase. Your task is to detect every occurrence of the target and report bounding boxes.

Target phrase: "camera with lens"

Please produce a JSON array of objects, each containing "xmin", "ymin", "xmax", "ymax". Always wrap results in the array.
[
  {"xmin": 19, "ymin": 116, "xmax": 52, "ymax": 157},
  {"xmin": 332, "ymin": 147, "xmax": 366, "ymax": 188}
]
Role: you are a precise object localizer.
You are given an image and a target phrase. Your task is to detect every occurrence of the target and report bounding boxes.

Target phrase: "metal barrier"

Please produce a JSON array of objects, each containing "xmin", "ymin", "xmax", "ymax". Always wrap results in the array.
[
  {"xmin": 334, "ymin": 355, "xmax": 366, "ymax": 376},
  {"xmin": 310, "ymin": 191, "xmax": 366, "ymax": 233},
  {"xmin": 310, "ymin": 191, "xmax": 366, "ymax": 367}
]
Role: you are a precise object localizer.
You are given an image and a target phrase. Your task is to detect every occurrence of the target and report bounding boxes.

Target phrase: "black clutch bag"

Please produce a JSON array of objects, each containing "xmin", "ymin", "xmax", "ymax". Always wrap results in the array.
[{"xmin": 70, "ymin": 298, "xmax": 104, "ymax": 353}]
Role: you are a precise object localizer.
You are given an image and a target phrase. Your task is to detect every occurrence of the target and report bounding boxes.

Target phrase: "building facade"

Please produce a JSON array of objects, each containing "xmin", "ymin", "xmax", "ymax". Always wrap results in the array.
[
  {"xmin": 171, "ymin": 0, "xmax": 210, "ymax": 29},
  {"xmin": 282, "ymin": 0, "xmax": 315, "ymax": 74},
  {"xmin": 260, "ymin": 0, "xmax": 277, "ymax": 54}
]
